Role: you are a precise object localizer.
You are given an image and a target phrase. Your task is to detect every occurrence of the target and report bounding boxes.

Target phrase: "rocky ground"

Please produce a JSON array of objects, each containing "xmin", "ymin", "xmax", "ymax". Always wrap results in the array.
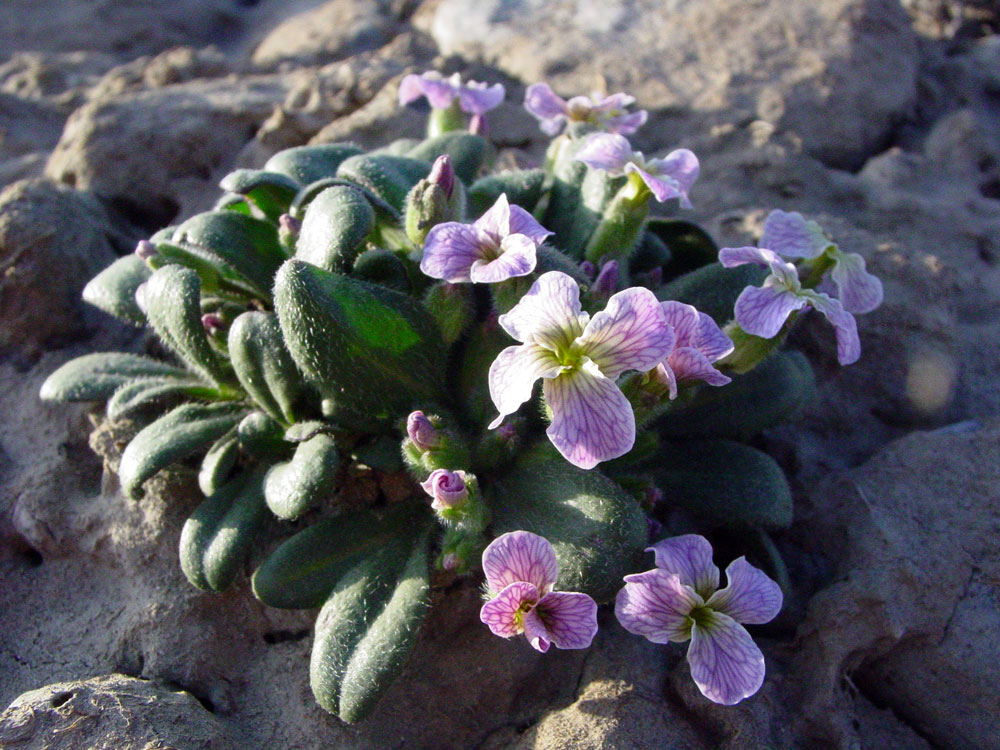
[{"xmin": 1, "ymin": 0, "xmax": 999, "ymax": 748}]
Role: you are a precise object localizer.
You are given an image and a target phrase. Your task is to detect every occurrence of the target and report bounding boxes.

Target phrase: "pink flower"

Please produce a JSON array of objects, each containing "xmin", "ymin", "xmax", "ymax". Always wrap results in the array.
[
  {"xmin": 420, "ymin": 194, "xmax": 552, "ymax": 284},
  {"xmin": 524, "ymin": 82, "xmax": 647, "ymax": 136},
  {"xmin": 488, "ymin": 271, "xmax": 675, "ymax": 469},
  {"xmin": 650, "ymin": 302, "xmax": 734, "ymax": 399},
  {"xmin": 398, "ymin": 71, "xmax": 505, "ymax": 115},
  {"xmin": 615, "ymin": 535, "xmax": 783, "ymax": 705},
  {"xmin": 575, "ymin": 133, "xmax": 699, "ymax": 207},
  {"xmin": 480, "ymin": 531, "xmax": 598, "ymax": 652}
]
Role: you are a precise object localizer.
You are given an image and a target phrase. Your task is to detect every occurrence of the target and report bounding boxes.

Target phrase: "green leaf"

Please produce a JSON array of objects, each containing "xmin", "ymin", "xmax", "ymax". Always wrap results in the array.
[
  {"xmin": 219, "ymin": 169, "xmax": 300, "ymax": 222},
  {"xmin": 468, "ymin": 169, "xmax": 546, "ymax": 218},
  {"xmin": 140, "ymin": 266, "xmax": 232, "ymax": 385},
  {"xmin": 646, "ymin": 218, "xmax": 719, "ymax": 277},
  {"xmin": 309, "ymin": 525, "xmax": 431, "ymax": 722},
  {"xmin": 337, "ymin": 154, "xmax": 431, "ymax": 211},
  {"xmin": 263, "ymin": 433, "xmax": 339, "ymax": 520},
  {"xmin": 353, "ymin": 248, "xmax": 411, "ymax": 293},
  {"xmin": 180, "ymin": 469, "xmax": 271, "ymax": 591},
  {"xmin": 650, "ymin": 439, "xmax": 793, "ymax": 529},
  {"xmin": 290, "ymin": 178, "xmax": 399, "ymax": 226},
  {"xmin": 490, "ymin": 443, "xmax": 647, "ymax": 602},
  {"xmin": 237, "ymin": 411, "xmax": 289, "ymax": 459},
  {"xmin": 228, "ymin": 311, "xmax": 302, "ymax": 424},
  {"xmin": 296, "ymin": 185, "xmax": 375, "ymax": 273},
  {"xmin": 82, "ymin": 255, "xmax": 151, "ymax": 326},
  {"xmin": 40, "ymin": 353, "xmax": 190, "ymax": 402},
  {"xmin": 274, "ymin": 259, "xmax": 447, "ymax": 420},
  {"xmin": 106, "ymin": 375, "xmax": 209, "ymax": 421},
  {"xmin": 118, "ymin": 401, "xmax": 247, "ymax": 498},
  {"xmin": 265, "ymin": 143, "xmax": 365, "ymax": 186},
  {"xmin": 199, "ymin": 427, "xmax": 239, "ymax": 496},
  {"xmin": 407, "ymin": 132, "xmax": 488, "ymax": 185},
  {"xmin": 656, "ymin": 262, "xmax": 768, "ymax": 326},
  {"xmin": 252, "ymin": 501, "xmax": 427, "ymax": 609},
  {"xmin": 658, "ymin": 351, "xmax": 815, "ymax": 440}
]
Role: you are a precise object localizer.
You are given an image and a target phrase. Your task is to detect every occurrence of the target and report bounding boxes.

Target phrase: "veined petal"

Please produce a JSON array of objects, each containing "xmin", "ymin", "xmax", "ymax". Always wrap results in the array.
[
  {"xmin": 543, "ymin": 366, "xmax": 635, "ymax": 469},
  {"xmin": 650, "ymin": 362, "xmax": 679, "ymax": 400},
  {"xmin": 498, "ymin": 271, "xmax": 588, "ymax": 352},
  {"xmin": 505, "ymin": 202, "xmax": 553, "ymax": 245},
  {"xmin": 475, "ymin": 193, "xmax": 512, "ymax": 240},
  {"xmin": 733, "ymin": 283, "xmax": 807, "ymax": 339},
  {"xmin": 647, "ymin": 534, "xmax": 719, "ymax": 597},
  {"xmin": 687, "ymin": 611, "xmax": 766, "ymax": 705},
  {"xmin": 458, "ymin": 81, "xmax": 505, "ymax": 115},
  {"xmin": 693, "ymin": 311, "xmax": 735, "ymax": 361},
  {"xmin": 719, "ymin": 245, "xmax": 786, "ymax": 272},
  {"xmin": 578, "ymin": 287, "xmax": 675, "ymax": 379},
  {"xmin": 614, "ymin": 570, "xmax": 701, "ymax": 643},
  {"xmin": 760, "ymin": 209, "xmax": 828, "ymax": 260},
  {"xmin": 804, "ymin": 291, "xmax": 861, "ymax": 365},
  {"xmin": 524, "ymin": 83, "xmax": 568, "ymax": 120},
  {"xmin": 626, "ymin": 163, "xmax": 683, "ymax": 203},
  {"xmin": 830, "ymin": 251, "xmax": 883, "ymax": 314},
  {"xmin": 668, "ymin": 347, "xmax": 732, "ymax": 388},
  {"xmin": 488, "ymin": 343, "xmax": 561, "ymax": 429},
  {"xmin": 535, "ymin": 591, "xmax": 599, "ymax": 649},
  {"xmin": 522, "ymin": 607, "xmax": 552, "ymax": 652},
  {"xmin": 706, "ymin": 557, "xmax": 783, "ymax": 625},
  {"xmin": 482, "ymin": 530, "xmax": 559, "ymax": 594},
  {"xmin": 470, "ymin": 234, "xmax": 538, "ymax": 283},
  {"xmin": 480, "ymin": 580, "xmax": 538, "ymax": 637},
  {"xmin": 644, "ymin": 149, "xmax": 699, "ymax": 208},
  {"xmin": 660, "ymin": 301, "xmax": 700, "ymax": 349},
  {"xmin": 420, "ymin": 222, "xmax": 484, "ymax": 283},
  {"xmin": 575, "ymin": 133, "xmax": 633, "ymax": 175}
]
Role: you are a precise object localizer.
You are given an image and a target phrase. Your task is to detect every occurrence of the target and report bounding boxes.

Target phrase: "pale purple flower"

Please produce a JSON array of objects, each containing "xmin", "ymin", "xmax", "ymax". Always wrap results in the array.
[
  {"xmin": 651, "ymin": 302, "xmax": 734, "ymax": 399},
  {"xmin": 524, "ymin": 82, "xmax": 648, "ymax": 136},
  {"xmin": 420, "ymin": 194, "xmax": 552, "ymax": 284},
  {"xmin": 406, "ymin": 410, "xmax": 440, "ymax": 451},
  {"xmin": 480, "ymin": 531, "xmax": 598, "ymax": 652},
  {"xmin": 761, "ymin": 210, "xmax": 883, "ymax": 315},
  {"xmin": 575, "ymin": 133, "xmax": 699, "ymax": 207},
  {"xmin": 398, "ymin": 71, "xmax": 505, "ymax": 115},
  {"xmin": 488, "ymin": 271, "xmax": 675, "ymax": 469},
  {"xmin": 615, "ymin": 534, "xmax": 783, "ymax": 705},
  {"xmin": 420, "ymin": 468, "xmax": 469, "ymax": 511},
  {"xmin": 719, "ymin": 245, "xmax": 861, "ymax": 365}
]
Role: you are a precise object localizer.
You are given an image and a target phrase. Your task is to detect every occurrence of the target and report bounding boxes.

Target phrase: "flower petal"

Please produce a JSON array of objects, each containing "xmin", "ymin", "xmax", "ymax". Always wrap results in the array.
[
  {"xmin": 482, "ymin": 530, "xmax": 559, "ymax": 594},
  {"xmin": 524, "ymin": 83, "xmax": 568, "ymax": 121},
  {"xmin": 574, "ymin": 133, "xmax": 633, "ymax": 174},
  {"xmin": 488, "ymin": 343, "xmax": 561, "ymax": 429},
  {"xmin": 535, "ymin": 591, "xmax": 598, "ymax": 649},
  {"xmin": 687, "ymin": 611, "xmax": 766, "ymax": 705},
  {"xmin": 668, "ymin": 347, "xmax": 731, "ymax": 388},
  {"xmin": 605, "ymin": 109, "xmax": 648, "ymax": 135},
  {"xmin": 522, "ymin": 607, "xmax": 553, "ymax": 652},
  {"xmin": 614, "ymin": 569, "xmax": 700, "ymax": 643},
  {"xmin": 505, "ymin": 202, "xmax": 553, "ymax": 245},
  {"xmin": 650, "ymin": 362, "xmax": 679, "ymax": 400},
  {"xmin": 718, "ymin": 245, "xmax": 784, "ymax": 270},
  {"xmin": 706, "ymin": 557, "xmax": 783, "ymax": 625},
  {"xmin": 759, "ymin": 209, "xmax": 828, "ymax": 259},
  {"xmin": 733, "ymin": 282, "xmax": 807, "ymax": 339},
  {"xmin": 543, "ymin": 366, "xmax": 635, "ymax": 469},
  {"xmin": 660, "ymin": 301, "xmax": 700, "ymax": 349},
  {"xmin": 830, "ymin": 251, "xmax": 883, "ymax": 314},
  {"xmin": 804, "ymin": 291, "xmax": 861, "ymax": 365},
  {"xmin": 457, "ymin": 81, "xmax": 505, "ymax": 115},
  {"xmin": 398, "ymin": 73, "xmax": 427, "ymax": 106},
  {"xmin": 625, "ymin": 163, "xmax": 682, "ymax": 204},
  {"xmin": 693, "ymin": 311, "xmax": 735, "ymax": 361},
  {"xmin": 498, "ymin": 271, "xmax": 588, "ymax": 351},
  {"xmin": 577, "ymin": 287, "xmax": 675, "ymax": 379},
  {"xmin": 647, "ymin": 534, "xmax": 719, "ymax": 597},
  {"xmin": 474, "ymin": 193, "xmax": 512, "ymax": 240},
  {"xmin": 480, "ymin": 580, "xmax": 538, "ymax": 637},
  {"xmin": 470, "ymin": 234, "xmax": 538, "ymax": 283},
  {"xmin": 644, "ymin": 149, "xmax": 699, "ymax": 208},
  {"xmin": 420, "ymin": 222, "xmax": 484, "ymax": 283}
]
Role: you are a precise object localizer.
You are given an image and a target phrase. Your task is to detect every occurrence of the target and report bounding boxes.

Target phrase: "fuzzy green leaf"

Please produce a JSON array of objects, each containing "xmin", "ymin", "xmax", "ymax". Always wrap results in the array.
[
  {"xmin": 219, "ymin": 169, "xmax": 299, "ymax": 222},
  {"xmin": 296, "ymin": 185, "xmax": 375, "ymax": 273},
  {"xmin": 40, "ymin": 353, "xmax": 191, "ymax": 403},
  {"xmin": 407, "ymin": 132, "xmax": 488, "ymax": 185},
  {"xmin": 468, "ymin": 169, "xmax": 546, "ymax": 218},
  {"xmin": 265, "ymin": 143, "xmax": 365, "ymax": 186},
  {"xmin": 263, "ymin": 433, "xmax": 339, "ymax": 520},
  {"xmin": 228, "ymin": 311, "xmax": 302, "ymax": 424},
  {"xmin": 82, "ymin": 255, "xmax": 151, "ymax": 327}
]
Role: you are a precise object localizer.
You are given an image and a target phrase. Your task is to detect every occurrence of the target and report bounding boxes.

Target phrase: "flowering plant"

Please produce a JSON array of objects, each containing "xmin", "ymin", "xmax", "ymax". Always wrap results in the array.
[{"xmin": 41, "ymin": 70, "xmax": 880, "ymax": 721}]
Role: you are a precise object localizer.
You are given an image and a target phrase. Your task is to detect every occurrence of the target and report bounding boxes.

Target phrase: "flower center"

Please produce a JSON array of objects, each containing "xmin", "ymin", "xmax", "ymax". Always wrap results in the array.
[{"xmin": 688, "ymin": 605, "xmax": 715, "ymax": 628}]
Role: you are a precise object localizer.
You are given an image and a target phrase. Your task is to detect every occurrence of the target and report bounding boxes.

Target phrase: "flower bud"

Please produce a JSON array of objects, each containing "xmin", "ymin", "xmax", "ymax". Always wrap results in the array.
[
  {"xmin": 406, "ymin": 410, "xmax": 441, "ymax": 452},
  {"xmin": 428, "ymin": 155, "xmax": 455, "ymax": 199},
  {"xmin": 135, "ymin": 240, "xmax": 157, "ymax": 261},
  {"xmin": 421, "ymin": 469, "xmax": 469, "ymax": 511},
  {"xmin": 201, "ymin": 313, "xmax": 224, "ymax": 335},
  {"xmin": 593, "ymin": 259, "xmax": 619, "ymax": 299},
  {"xmin": 579, "ymin": 260, "xmax": 597, "ymax": 280}
]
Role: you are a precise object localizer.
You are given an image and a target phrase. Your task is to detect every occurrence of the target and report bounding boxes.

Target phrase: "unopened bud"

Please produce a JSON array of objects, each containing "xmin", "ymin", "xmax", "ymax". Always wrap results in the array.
[
  {"xmin": 406, "ymin": 410, "xmax": 441, "ymax": 452},
  {"xmin": 135, "ymin": 240, "xmax": 157, "ymax": 261},
  {"xmin": 441, "ymin": 553, "xmax": 460, "ymax": 571},
  {"xmin": 278, "ymin": 213, "xmax": 301, "ymax": 237},
  {"xmin": 579, "ymin": 260, "xmax": 597, "ymax": 280},
  {"xmin": 201, "ymin": 313, "xmax": 224, "ymax": 335},
  {"xmin": 420, "ymin": 469, "xmax": 469, "ymax": 511},
  {"xmin": 593, "ymin": 259, "xmax": 619, "ymax": 299},
  {"xmin": 428, "ymin": 155, "xmax": 455, "ymax": 199}
]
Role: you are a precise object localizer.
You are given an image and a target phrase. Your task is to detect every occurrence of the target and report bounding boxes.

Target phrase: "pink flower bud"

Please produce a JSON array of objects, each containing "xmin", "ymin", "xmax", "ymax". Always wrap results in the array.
[
  {"xmin": 135, "ymin": 240, "xmax": 157, "ymax": 261},
  {"xmin": 441, "ymin": 553, "xmax": 460, "ymax": 571},
  {"xmin": 201, "ymin": 313, "xmax": 224, "ymax": 334},
  {"xmin": 579, "ymin": 260, "xmax": 597, "ymax": 280},
  {"xmin": 593, "ymin": 259, "xmax": 619, "ymax": 298},
  {"xmin": 406, "ymin": 411, "xmax": 441, "ymax": 451},
  {"xmin": 428, "ymin": 155, "xmax": 455, "ymax": 199},
  {"xmin": 278, "ymin": 213, "xmax": 301, "ymax": 237},
  {"xmin": 420, "ymin": 469, "xmax": 469, "ymax": 511}
]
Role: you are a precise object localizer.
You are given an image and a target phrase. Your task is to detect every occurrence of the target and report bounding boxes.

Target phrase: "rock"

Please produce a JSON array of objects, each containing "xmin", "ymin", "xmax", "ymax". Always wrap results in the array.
[
  {"xmin": 0, "ymin": 0, "xmax": 244, "ymax": 60},
  {"xmin": 0, "ymin": 674, "xmax": 243, "ymax": 749},
  {"xmin": 0, "ymin": 52, "xmax": 118, "ymax": 113},
  {"xmin": 45, "ymin": 75, "xmax": 293, "ymax": 225},
  {"xmin": 421, "ymin": 0, "xmax": 918, "ymax": 170},
  {"xmin": 791, "ymin": 420, "xmax": 1000, "ymax": 749},
  {"xmin": 0, "ymin": 179, "xmax": 122, "ymax": 356},
  {"xmin": 251, "ymin": 0, "xmax": 403, "ymax": 69}
]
